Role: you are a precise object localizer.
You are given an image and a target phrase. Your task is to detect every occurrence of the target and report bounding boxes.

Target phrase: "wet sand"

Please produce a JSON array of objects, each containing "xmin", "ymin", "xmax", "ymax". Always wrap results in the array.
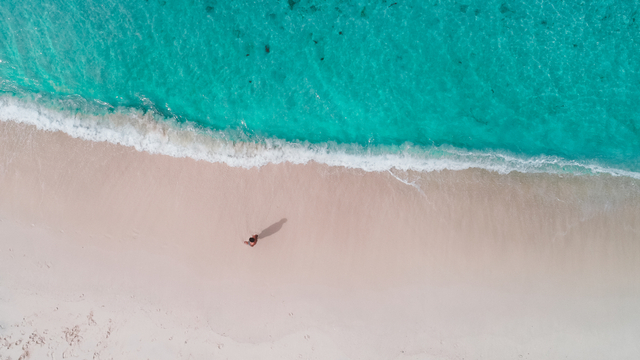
[{"xmin": 1, "ymin": 120, "xmax": 640, "ymax": 359}]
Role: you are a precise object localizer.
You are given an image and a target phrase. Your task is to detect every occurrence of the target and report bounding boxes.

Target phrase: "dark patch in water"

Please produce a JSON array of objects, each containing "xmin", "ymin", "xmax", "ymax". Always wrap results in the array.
[
  {"xmin": 288, "ymin": 0, "xmax": 300, "ymax": 10},
  {"xmin": 361, "ymin": 7, "xmax": 367, "ymax": 17},
  {"xmin": 389, "ymin": 2, "xmax": 398, "ymax": 7},
  {"xmin": 205, "ymin": 1, "xmax": 216, "ymax": 13},
  {"xmin": 265, "ymin": 45, "xmax": 270, "ymax": 53},
  {"xmin": 499, "ymin": 3, "xmax": 511, "ymax": 14},
  {"xmin": 469, "ymin": 110, "xmax": 488, "ymax": 125},
  {"xmin": 460, "ymin": 5, "xmax": 468, "ymax": 13},
  {"xmin": 474, "ymin": 9, "xmax": 481, "ymax": 16}
]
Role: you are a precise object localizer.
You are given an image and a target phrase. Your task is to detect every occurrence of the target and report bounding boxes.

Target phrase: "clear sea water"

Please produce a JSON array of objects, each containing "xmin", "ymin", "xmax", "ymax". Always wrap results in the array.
[{"xmin": 1, "ymin": 0, "xmax": 639, "ymax": 176}]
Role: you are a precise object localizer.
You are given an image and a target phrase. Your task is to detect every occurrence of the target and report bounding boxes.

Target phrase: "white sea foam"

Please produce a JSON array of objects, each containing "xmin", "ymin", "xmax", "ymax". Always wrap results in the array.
[{"xmin": 1, "ymin": 96, "xmax": 639, "ymax": 179}]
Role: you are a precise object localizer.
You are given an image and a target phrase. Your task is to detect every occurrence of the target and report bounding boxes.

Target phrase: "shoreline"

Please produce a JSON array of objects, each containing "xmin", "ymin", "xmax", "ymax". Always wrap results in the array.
[
  {"xmin": 1, "ymin": 120, "xmax": 640, "ymax": 359},
  {"xmin": 2, "ymin": 97, "xmax": 639, "ymax": 178}
]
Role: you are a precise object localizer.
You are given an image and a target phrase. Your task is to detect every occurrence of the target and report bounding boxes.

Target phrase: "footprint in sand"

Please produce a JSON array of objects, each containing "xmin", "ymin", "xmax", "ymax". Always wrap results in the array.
[{"xmin": 87, "ymin": 311, "xmax": 97, "ymax": 326}]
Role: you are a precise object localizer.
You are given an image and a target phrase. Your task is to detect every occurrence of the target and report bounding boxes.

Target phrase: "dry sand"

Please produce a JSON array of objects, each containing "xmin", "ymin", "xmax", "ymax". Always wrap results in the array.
[{"xmin": 1, "ymin": 120, "xmax": 640, "ymax": 359}]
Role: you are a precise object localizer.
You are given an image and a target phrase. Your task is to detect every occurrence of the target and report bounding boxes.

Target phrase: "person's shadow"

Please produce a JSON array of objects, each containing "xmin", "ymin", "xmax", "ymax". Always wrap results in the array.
[{"xmin": 258, "ymin": 218, "xmax": 288, "ymax": 239}]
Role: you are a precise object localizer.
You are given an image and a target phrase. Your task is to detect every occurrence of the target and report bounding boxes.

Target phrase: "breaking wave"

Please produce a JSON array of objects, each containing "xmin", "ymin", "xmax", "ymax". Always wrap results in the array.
[{"xmin": 1, "ymin": 95, "xmax": 638, "ymax": 179}]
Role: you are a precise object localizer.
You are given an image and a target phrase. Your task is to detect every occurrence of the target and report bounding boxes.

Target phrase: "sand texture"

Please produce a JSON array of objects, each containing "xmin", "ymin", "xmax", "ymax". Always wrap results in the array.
[{"xmin": 1, "ymin": 121, "xmax": 640, "ymax": 359}]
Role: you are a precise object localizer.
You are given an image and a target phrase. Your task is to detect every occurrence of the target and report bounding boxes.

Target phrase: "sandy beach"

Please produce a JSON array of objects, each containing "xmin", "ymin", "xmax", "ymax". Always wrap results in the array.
[{"xmin": 1, "ymin": 120, "xmax": 640, "ymax": 359}]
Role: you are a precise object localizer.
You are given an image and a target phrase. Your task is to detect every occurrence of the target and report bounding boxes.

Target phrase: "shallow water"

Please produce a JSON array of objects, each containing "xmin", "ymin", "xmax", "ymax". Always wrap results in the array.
[{"xmin": 1, "ymin": 0, "xmax": 639, "ymax": 174}]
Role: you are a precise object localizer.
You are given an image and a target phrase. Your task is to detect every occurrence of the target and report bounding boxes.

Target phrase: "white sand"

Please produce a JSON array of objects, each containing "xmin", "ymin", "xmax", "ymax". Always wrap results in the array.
[{"xmin": 1, "ymin": 121, "xmax": 640, "ymax": 359}]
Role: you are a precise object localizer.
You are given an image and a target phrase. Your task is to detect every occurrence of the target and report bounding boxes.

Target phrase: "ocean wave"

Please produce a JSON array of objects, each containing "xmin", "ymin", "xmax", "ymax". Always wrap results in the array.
[{"xmin": 1, "ymin": 95, "xmax": 639, "ymax": 179}]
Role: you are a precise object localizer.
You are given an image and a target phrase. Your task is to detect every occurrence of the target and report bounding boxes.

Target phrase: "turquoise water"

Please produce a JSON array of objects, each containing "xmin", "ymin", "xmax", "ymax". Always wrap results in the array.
[{"xmin": 1, "ymin": 0, "xmax": 639, "ymax": 173}]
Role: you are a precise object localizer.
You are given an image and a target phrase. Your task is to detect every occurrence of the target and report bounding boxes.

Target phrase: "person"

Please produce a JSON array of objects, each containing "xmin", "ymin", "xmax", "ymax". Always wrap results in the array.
[{"xmin": 244, "ymin": 234, "xmax": 258, "ymax": 247}]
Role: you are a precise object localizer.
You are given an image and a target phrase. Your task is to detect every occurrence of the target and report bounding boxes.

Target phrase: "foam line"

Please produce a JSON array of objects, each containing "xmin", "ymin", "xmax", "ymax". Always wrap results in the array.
[{"xmin": 1, "ymin": 96, "xmax": 639, "ymax": 179}]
